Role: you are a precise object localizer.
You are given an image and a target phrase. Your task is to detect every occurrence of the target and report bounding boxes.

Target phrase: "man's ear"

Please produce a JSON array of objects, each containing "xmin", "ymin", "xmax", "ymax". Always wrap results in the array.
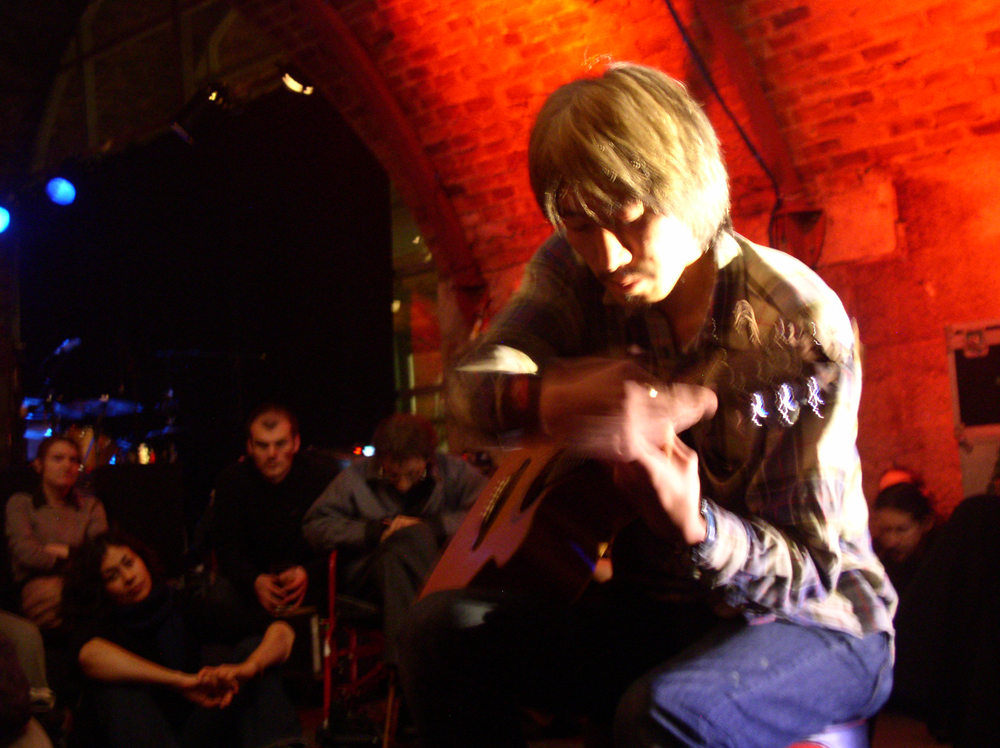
[
  {"xmin": 31, "ymin": 458, "xmax": 42, "ymax": 475},
  {"xmin": 292, "ymin": 433, "xmax": 301, "ymax": 454}
]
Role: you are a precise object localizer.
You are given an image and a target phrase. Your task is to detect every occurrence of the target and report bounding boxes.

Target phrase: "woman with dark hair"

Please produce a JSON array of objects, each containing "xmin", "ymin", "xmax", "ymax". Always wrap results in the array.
[
  {"xmin": 5, "ymin": 435, "xmax": 107, "ymax": 629},
  {"xmin": 64, "ymin": 530, "xmax": 303, "ymax": 748},
  {"xmin": 870, "ymin": 481, "xmax": 937, "ymax": 596}
]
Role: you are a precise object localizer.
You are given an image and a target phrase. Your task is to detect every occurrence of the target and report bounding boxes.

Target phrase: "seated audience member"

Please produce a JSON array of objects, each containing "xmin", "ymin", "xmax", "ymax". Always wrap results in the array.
[
  {"xmin": 64, "ymin": 530, "xmax": 302, "ymax": 748},
  {"xmin": 209, "ymin": 404, "xmax": 339, "ymax": 619},
  {"xmin": 890, "ymin": 493, "xmax": 1000, "ymax": 748},
  {"xmin": 302, "ymin": 414, "xmax": 486, "ymax": 663},
  {"xmin": 0, "ymin": 631, "xmax": 53, "ymax": 748},
  {"xmin": 5, "ymin": 435, "xmax": 107, "ymax": 629},
  {"xmin": 870, "ymin": 481, "xmax": 938, "ymax": 596}
]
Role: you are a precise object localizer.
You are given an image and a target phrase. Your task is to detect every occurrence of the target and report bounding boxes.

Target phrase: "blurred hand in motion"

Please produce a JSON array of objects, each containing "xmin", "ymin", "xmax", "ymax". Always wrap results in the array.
[{"xmin": 539, "ymin": 358, "xmax": 717, "ymax": 459}]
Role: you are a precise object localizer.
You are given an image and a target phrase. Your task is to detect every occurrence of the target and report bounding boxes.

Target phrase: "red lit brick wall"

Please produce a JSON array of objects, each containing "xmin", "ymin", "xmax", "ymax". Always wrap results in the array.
[{"xmin": 234, "ymin": 0, "xmax": 1000, "ymax": 512}]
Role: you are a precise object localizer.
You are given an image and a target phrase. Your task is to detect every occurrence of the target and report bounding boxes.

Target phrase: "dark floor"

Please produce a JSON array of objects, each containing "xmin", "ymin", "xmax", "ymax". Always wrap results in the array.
[{"xmin": 296, "ymin": 696, "xmax": 948, "ymax": 748}]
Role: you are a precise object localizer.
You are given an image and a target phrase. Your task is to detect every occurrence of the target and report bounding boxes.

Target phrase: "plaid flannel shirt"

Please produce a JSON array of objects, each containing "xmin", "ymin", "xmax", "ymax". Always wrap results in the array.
[{"xmin": 449, "ymin": 231, "xmax": 896, "ymax": 638}]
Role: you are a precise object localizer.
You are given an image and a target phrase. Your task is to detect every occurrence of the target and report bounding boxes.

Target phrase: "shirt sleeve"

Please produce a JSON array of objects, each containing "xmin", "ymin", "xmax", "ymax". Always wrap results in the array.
[
  {"xmin": 692, "ymin": 326, "xmax": 884, "ymax": 631},
  {"xmin": 302, "ymin": 468, "xmax": 381, "ymax": 553},
  {"xmin": 448, "ymin": 236, "xmax": 594, "ymax": 443},
  {"xmin": 5, "ymin": 494, "xmax": 57, "ymax": 579},
  {"xmin": 428, "ymin": 456, "xmax": 489, "ymax": 541},
  {"xmin": 84, "ymin": 497, "xmax": 108, "ymax": 540}
]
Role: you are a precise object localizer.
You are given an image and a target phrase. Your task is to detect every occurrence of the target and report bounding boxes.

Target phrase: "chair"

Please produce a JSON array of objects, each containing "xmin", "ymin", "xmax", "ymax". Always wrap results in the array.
[
  {"xmin": 318, "ymin": 550, "xmax": 398, "ymax": 748},
  {"xmin": 787, "ymin": 720, "xmax": 870, "ymax": 748}
]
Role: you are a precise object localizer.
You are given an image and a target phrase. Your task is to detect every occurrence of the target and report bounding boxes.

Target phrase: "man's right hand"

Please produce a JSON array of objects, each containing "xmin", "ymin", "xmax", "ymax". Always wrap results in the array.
[
  {"xmin": 253, "ymin": 573, "xmax": 286, "ymax": 615},
  {"xmin": 538, "ymin": 358, "xmax": 716, "ymax": 459},
  {"xmin": 381, "ymin": 515, "xmax": 422, "ymax": 542}
]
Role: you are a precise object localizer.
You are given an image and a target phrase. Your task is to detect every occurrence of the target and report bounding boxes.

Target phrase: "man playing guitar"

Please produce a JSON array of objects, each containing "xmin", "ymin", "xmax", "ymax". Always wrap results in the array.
[{"xmin": 398, "ymin": 63, "xmax": 896, "ymax": 748}]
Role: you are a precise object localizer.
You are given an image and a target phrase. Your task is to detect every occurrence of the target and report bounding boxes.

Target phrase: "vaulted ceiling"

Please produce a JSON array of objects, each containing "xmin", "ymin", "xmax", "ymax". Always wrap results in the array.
[{"xmin": 0, "ymin": 0, "xmax": 90, "ymax": 185}]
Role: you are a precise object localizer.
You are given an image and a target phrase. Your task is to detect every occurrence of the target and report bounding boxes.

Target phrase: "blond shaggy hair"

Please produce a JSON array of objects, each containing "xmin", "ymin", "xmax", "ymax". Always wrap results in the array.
[{"xmin": 528, "ymin": 63, "xmax": 730, "ymax": 249}]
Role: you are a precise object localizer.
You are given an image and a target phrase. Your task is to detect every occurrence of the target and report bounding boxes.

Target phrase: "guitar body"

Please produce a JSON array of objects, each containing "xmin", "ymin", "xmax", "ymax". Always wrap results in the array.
[{"xmin": 421, "ymin": 444, "xmax": 634, "ymax": 604}]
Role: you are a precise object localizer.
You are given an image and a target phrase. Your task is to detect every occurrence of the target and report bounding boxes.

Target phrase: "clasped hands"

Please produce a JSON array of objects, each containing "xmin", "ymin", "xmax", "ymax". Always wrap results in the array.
[
  {"xmin": 539, "ymin": 359, "xmax": 718, "ymax": 545},
  {"xmin": 179, "ymin": 660, "xmax": 259, "ymax": 708},
  {"xmin": 253, "ymin": 565, "xmax": 307, "ymax": 616}
]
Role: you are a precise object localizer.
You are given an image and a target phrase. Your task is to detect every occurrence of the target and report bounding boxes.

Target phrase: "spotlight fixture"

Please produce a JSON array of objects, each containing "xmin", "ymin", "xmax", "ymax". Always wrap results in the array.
[
  {"xmin": 46, "ymin": 177, "xmax": 76, "ymax": 205},
  {"xmin": 281, "ymin": 66, "xmax": 314, "ymax": 95},
  {"xmin": 170, "ymin": 82, "xmax": 230, "ymax": 144},
  {"xmin": 0, "ymin": 206, "xmax": 9, "ymax": 234}
]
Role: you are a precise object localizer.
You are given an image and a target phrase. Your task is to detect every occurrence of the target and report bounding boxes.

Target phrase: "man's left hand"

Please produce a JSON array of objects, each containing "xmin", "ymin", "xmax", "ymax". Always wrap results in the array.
[
  {"xmin": 381, "ymin": 515, "xmax": 422, "ymax": 542},
  {"xmin": 275, "ymin": 566, "xmax": 308, "ymax": 614},
  {"xmin": 615, "ymin": 390, "xmax": 708, "ymax": 546}
]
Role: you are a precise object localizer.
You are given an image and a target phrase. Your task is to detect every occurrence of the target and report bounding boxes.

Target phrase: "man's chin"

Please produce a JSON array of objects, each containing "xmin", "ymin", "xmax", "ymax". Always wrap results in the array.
[{"xmin": 610, "ymin": 288, "xmax": 655, "ymax": 309}]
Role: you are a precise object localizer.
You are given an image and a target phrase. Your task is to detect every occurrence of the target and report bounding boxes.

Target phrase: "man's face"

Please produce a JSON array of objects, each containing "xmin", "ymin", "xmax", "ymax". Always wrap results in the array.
[
  {"xmin": 247, "ymin": 416, "xmax": 300, "ymax": 484},
  {"xmin": 560, "ymin": 200, "xmax": 704, "ymax": 306},
  {"xmin": 377, "ymin": 456, "xmax": 429, "ymax": 494},
  {"xmin": 871, "ymin": 507, "xmax": 931, "ymax": 564}
]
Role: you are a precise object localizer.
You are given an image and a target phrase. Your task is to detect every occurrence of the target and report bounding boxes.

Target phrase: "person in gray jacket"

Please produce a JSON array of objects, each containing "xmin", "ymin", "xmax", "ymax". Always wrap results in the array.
[{"xmin": 302, "ymin": 414, "xmax": 486, "ymax": 663}]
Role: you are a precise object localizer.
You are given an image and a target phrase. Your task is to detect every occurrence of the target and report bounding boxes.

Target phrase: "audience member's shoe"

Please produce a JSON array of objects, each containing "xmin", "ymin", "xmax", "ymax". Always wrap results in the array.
[
  {"xmin": 30, "ymin": 687, "xmax": 56, "ymax": 712},
  {"xmin": 316, "ymin": 714, "xmax": 381, "ymax": 747},
  {"xmin": 261, "ymin": 738, "xmax": 310, "ymax": 748}
]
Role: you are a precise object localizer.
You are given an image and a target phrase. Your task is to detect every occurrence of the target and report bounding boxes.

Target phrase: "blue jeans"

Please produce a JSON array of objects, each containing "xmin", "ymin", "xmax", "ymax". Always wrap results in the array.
[{"xmin": 398, "ymin": 586, "xmax": 893, "ymax": 748}]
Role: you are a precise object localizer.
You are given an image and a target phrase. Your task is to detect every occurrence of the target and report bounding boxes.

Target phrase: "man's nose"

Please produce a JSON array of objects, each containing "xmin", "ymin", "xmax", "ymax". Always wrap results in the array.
[{"xmin": 595, "ymin": 227, "xmax": 633, "ymax": 273}]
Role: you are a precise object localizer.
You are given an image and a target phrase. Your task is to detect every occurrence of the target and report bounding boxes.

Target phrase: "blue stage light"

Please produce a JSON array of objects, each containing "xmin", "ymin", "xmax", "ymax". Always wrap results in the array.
[
  {"xmin": 0, "ymin": 207, "xmax": 8, "ymax": 234},
  {"xmin": 46, "ymin": 178, "xmax": 76, "ymax": 205}
]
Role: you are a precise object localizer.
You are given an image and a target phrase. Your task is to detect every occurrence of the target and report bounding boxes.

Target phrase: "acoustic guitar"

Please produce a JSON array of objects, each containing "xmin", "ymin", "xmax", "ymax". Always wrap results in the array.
[
  {"xmin": 420, "ymin": 442, "xmax": 633, "ymax": 604},
  {"xmin": 422, "ymin": 333, "xmax": 842, "ymax": 604}
]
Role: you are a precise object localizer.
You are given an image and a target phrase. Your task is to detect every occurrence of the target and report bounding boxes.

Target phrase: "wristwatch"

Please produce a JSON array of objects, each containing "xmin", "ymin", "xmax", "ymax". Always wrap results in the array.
[{"xmin": 693, "ymin": 497, "xmax": 717, "ymax": 561}]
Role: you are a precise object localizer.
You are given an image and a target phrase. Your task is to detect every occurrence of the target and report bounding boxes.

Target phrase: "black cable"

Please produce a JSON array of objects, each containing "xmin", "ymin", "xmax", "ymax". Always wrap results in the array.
[{"xmin": 662, "ymin": 0, "xmax": 781, "ymax": 199}]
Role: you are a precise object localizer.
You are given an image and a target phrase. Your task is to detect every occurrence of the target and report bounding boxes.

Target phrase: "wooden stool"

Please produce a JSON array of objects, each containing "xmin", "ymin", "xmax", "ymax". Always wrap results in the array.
[{"xmin": 787, "ymin": 720, "xmax": 870, "ymax": 748}]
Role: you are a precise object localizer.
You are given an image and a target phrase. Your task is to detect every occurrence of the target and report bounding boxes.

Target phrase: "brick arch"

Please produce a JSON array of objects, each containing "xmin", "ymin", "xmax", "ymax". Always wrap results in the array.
[
  {"xmin": 229, "ymin": 0, "xmax": 1000, "ymax": 510},
  {"xmin": 233, "ymin": 0, "xmax": 488, "ymax": 332}
]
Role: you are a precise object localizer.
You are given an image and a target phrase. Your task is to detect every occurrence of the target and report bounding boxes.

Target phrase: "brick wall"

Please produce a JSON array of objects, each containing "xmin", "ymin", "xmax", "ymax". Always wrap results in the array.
[{"xmin": 232, "ymin": 0, "xmax": 1000, "ymax": 511}]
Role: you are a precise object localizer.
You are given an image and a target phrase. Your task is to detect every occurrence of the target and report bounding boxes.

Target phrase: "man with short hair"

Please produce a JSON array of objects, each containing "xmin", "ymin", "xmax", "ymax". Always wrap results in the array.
[
  {"xmin": 210, "ymin": 404, "xmax": 340, "ymax": 618},
  {"xmin": 302, "ymin": 413, "xmax": 486, "ymax": 663},
  {"xmin": 397, "ymin": 63, "xmax": 896, "ymax": 748}
]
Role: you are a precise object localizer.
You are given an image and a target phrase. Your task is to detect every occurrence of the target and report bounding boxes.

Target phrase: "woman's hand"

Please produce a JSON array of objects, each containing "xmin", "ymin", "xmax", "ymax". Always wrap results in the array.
[
  {"xmin": 178, "ymin": 671, "xmax": 237, "ymax": 708},
  {"xmin": 21, "ymin": 575, "xmax": 63, "ymax": 628},
  {"xmin": 42, "ymin": 543, "xmax": 70, "ymax": 560}
]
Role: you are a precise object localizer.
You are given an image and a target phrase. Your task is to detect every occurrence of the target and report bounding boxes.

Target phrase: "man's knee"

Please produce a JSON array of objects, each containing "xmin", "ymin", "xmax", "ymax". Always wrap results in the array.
[
  {"xmin": 381, "ymin": 523, "xmax": 440, "ymax": 558},
  {"xmin": 399, "ymin": 591, "xmax": 454, "ymax": 651},
  {"xmin": 372, "ymin": 524, "xmax": 441, "ymax": 586},
  {"xmin": 614, "ymin": 671, "xmax": 712, "ymax": 748}
]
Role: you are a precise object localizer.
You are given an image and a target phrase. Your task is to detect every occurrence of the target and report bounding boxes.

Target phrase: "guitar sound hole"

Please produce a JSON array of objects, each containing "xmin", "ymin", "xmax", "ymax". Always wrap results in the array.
[
  {"xmin": 519, "ymin": 452, "xmax": 577, "ymax": 512},
  {"xmin": 473, "ymin": 457, "xmax": 531, "ymax": 551}
]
